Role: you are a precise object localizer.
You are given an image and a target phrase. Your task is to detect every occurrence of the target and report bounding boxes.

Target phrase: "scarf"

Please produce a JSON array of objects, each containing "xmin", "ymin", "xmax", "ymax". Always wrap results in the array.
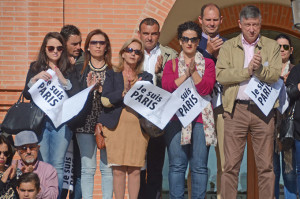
[{"xmin": 177, "ymin": 51, "xmax": 217, "ymax": 146}]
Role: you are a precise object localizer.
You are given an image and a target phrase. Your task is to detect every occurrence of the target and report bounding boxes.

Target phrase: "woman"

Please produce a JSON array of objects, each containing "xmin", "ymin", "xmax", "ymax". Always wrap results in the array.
[
  {"xmin": 71, "ymin": 29, "xmax": 113, "ymax": 199},
  {"xmin": 17, "ymin": 172, "xmax": 40, "ymax": 199},
  {"xmin": 98, "ymin": 38, "xmax": 152, "ymax": 199},
  {"xmin": 162, "ymin": 21, "xmax": 216, "ymax": 198},
  {"xmin": 23, "ymin": 32, "xmax": 73, "ymax": 196},
  {"xmin": 273, "ymin": 34, "xmax": 296, "ymax": 199},
  {"xmin": 0, "ymin": 135, "xmax": 17, "ymax": 198}
]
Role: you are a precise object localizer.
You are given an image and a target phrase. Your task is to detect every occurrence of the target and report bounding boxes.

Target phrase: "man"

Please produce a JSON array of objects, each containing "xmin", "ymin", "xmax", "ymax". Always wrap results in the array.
[
  {"xmin": 60, "ymin": 24, "xmax": 83, "ymax": 199},
  {"xmin": 216, "ymin": 5, "xmax": 281, "ymax": 198},
  {"xmin": 15, "ymin": 130, "xmax": 59, "ymax": 199},
  {"xmin": 60, "ymin": 24, "xmax": 83, "ymax": 65},
  {"xmin": 138, "ymin": 17, "xmax": 177, "ymax": 199},
  {"xmin": 197, "ymin": 4, "xmax": 226, "ymax": 199}
]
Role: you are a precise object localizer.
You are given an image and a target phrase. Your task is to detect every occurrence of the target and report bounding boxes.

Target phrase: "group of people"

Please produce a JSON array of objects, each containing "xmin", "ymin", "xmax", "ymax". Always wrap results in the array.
[{"xmin": 1, "ymin": 2, "xmax": 300, "ymax": 199}]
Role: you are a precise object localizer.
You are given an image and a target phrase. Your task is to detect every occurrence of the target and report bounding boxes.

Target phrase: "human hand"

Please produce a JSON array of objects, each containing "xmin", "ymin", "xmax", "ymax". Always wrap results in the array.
[
  {"xmin": 53, "ymin": 66, "xmax": 68, "ymax": 86},
  {"xmin": 283, "ymin": 72, "xmax": 290, "ymax": 83},
  {"xmin": 252, "ymin": 51, "xmax": 262, "ymax": 71},
  {"xmin": 21, "ymin": 165, "xmax": 34, "ymax": 173},
  {"xmin": 32, "ymin": 71, "xmax": 52, "ymax": 83},
  {"xmin": 155, "ymin": 55, "xmax": 163, "ymax": 74},
  {"xmin": 86, "ymin": 72, "xmax": 97, "ymax": 87},
  {"xmin": 188, "ymin": 58, "xmax": 196, "ymax": 75},
  {"xmin": 206, "ymin": 35, "xmax": 224, "ymax": 57}
]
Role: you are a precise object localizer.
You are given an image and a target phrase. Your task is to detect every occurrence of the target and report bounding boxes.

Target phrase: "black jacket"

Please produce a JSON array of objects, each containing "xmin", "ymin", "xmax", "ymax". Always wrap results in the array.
[{"xmin": 98, "ymin": 69, "xmax": 153, "ymax": 129}]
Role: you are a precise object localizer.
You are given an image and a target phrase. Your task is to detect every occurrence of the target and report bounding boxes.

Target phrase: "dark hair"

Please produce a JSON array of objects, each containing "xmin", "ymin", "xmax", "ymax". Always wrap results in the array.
[
  {"xmin": 0, "ymin": 135, "xmax": 14, "ymax": 166},
  {"xmin": 60, "ymin": 25, "xmax": 81, "ymax": 42},
  {"xmin": 17, "ymin": 172, "xmax": 40, "ymax": 191},
  {"xmin": 177, "ymin": 21, "xmax": 202, "ymax": 40},
  {"xmin": 275, "ymin": 33, "xmax": 294, "ymax": 63},
  {"xmin": 81, "ymin": 29, "xmax": 112, "ymax": 74},
  {"xmin": 33, "ymin": 32, "xmax": 71, "ymax": 75},
  {"xmin": 200, "ymin": 3, "xmax": 221, "ymax": 18},
  {"xmin": 139, "ymin": 18, "xmax": 160, "ymax": 32},
  {"xmin": 240, "ymin": 5, "xmax": 261, "ymax": 22}
]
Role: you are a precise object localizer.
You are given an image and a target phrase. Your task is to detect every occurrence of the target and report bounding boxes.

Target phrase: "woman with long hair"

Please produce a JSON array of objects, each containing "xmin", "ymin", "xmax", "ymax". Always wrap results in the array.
[
  {"xmin": 23, "ymin": 32, "xmax": 73, "ymax": 196},
  {"xmin": 98, "ymin": 38, "xmax": 152, "ymax": 199},
  {"xmin": 70, "ymin": 29, "xmax": 113, "ymax": 198},
  {"xmin": 273, "ymin": 33, "xmax": 297, "ymax": 199},
  {"xmin": 162, "ymin": 21, "xmax": 216, "ymax": 198},
  {"xmin": 0, "ymin": 135, "xmax": 17, "ymax": 198}
]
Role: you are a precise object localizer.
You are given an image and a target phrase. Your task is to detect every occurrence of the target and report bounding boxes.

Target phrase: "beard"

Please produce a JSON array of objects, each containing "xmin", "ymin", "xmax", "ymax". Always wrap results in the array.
[{"xmin": 23, "ymin": 155, "xmax": 35, "ymax": 164}]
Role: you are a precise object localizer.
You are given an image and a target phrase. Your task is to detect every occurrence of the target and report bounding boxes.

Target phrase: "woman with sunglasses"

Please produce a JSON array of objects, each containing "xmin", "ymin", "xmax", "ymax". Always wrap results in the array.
[
  {"xmin": 162, "ymin": 21, "xmax": 216, "ymax": 199},
  {"xmin": 274, "ymin": 34, "xmax": 297, "ymax": 199},
  {"xmin": 23, "ymin": 32, "xmax": 73, "ymax": 197},
  {"xmin": 98, "ymin": 38, "xmax": 152, "ymax": 199},
  {"xmin": 69, "ymin": 29, "xmax": 113, "ymax": 199},
  {"xmin": 0, "ymin": 135, "xmax": 18, "ymax": 198}
]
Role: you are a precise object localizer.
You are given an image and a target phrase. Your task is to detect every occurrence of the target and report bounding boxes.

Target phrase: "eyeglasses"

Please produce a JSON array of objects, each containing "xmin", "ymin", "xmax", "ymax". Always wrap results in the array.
[
  {"xmin": 124, "ymin": 47, "xmax": 142, "ymax": 56},
  {"xmin": 279, "ymin": 44, "xmax": 290, "ymax": 51},
  {"xmin": 90, "ymin": 40, "xmax": 106, "ymax": 46},
  {"xmin": 181, "ymin": 36, "xmax": 199, "ymax": 44},
  {"xmin": 0, "ymin": 151, "xmax": 9, "ymax": 157},
  {"xmin": 17, "ymin": 145, "xmax": 38, "ymax": 153},
  {"xmin": 46, "ymin": 46, "xmax": 63, "ymax": 52}
]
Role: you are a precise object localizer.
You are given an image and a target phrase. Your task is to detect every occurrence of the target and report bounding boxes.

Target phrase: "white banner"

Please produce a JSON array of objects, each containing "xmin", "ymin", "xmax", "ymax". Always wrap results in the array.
[
  {"xmin": 244, "ymin": 76, "xmax": 283, "ymax": 116},
  {"xmin": 124, "ymin": 81, "xmax": 183, "ymax": 129},
  {"xmin": 62, "ymin": 140, "xmax": 74, "ymax": 191},
  {"xmin": 29, "ymin": 69, "xmax": 93, "ymax": 128},
  {"xmin": 173, "ymin": 78, "xmax": 211, "ymax": 127}
]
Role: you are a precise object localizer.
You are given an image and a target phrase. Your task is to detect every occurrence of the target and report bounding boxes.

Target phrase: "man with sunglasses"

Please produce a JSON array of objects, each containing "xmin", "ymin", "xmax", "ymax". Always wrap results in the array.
[
  {"xmin": 138, "ymin": 17, "xmax": 177, "ymax": 199},
  {"xmin": 216, "ymin": 5, "xmax": 281, "ymax": 198},
  {"xmin": 15, "ymin": 130, "xmax": 59, "ymax": 199}
]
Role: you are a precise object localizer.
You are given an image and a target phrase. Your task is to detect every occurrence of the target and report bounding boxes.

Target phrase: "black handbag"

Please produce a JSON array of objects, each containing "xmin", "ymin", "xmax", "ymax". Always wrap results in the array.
[
  {"xmin": 1, "ymin": 91, "xmax": 45, "ymax": 135},
  {"xmin": 279, "ymin": 103, "xmax": 296, "ymax": 151},
  {"xmin": 139, "ymin": 117, "xmax": 165, "ymax": 138}
]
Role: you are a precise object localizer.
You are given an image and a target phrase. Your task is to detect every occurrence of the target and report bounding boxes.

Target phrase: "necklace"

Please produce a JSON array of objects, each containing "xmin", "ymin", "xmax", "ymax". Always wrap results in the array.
[{"xmin": 89, "ymin": 60, "xmax": 107, "ymax": 72}]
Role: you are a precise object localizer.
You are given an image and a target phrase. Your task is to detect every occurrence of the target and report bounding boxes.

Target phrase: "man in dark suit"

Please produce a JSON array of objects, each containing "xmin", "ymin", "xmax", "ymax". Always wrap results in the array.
[{"xmin": 196, "ymin": 4, "xmax": 225, "ymax": 199}]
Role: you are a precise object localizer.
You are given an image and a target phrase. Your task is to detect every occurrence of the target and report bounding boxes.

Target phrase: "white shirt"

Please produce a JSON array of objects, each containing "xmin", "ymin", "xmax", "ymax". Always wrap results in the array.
[{"xmin": 143, "ymin": 44, "xmax": 161, "ymax": 86}]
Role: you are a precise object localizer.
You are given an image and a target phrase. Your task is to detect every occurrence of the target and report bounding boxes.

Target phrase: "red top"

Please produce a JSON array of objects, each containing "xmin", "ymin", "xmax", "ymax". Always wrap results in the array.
[{"xmin": 162, "ymin": 57, "xmax": 216, "ymax": 123}]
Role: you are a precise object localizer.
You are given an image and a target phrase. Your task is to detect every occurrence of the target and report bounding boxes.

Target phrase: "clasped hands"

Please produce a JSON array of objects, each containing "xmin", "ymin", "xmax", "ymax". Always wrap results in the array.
[{"xmin": 248, "ymin": 51, "xmax": 262, "ymax": 76}]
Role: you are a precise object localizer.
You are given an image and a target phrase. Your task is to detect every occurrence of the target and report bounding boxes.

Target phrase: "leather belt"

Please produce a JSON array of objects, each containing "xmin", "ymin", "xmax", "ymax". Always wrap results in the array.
[{"xmin": 235, "ymin": 99, "xmax": 255, "ymax": 105}]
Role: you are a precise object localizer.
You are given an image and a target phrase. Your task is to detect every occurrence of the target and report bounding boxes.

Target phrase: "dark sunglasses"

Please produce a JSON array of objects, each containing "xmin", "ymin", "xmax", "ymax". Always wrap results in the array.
[
  {"xmin": 0, "ymin": 151, "xmax": 9, "ymax": 157},
  {"xmin": 279, "ymin": 44, "xmax": 290, "ymax": 51},
  {"xmin": 46, "ymin": 46, "xmax": 63, "ymax": 52},
  {"xmin": 90, "ymin": 40, "xmax": 106, "ymax": 46},
  {"xmin": 124, "ymin": 47, "xmax": 142, "ymax": 56},
  {"xmin": 181, "ymin": 36, "xmax": 199, "ymax": 44},
  {"xmin": 17, "ymin": 145, "xmax": 38, "ymax": 153}
]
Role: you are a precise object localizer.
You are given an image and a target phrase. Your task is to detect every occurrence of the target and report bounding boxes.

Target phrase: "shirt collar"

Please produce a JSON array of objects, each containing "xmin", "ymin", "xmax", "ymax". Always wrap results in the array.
[
  {"xmin": 145, "ymin": 43, "xmax": 160, "ymax": 55},
  {"xmin": 241, "ymin": 34, "xmax": 260, "ymax": 46},
  {"xmin": 202, "ymin": 32, "xmax": 220, "ymax": 40}
]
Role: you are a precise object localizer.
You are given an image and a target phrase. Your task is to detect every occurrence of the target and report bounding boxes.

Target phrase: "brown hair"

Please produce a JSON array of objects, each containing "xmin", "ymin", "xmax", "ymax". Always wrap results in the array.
[{"xmin": 81, "ymin": 29, "xmax": 113, "ymax": 74}]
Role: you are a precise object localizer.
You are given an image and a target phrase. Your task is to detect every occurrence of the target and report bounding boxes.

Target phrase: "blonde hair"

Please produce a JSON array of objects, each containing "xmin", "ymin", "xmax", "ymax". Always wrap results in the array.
[{"xmin": 114, "ymin": 38, "xmax": 145, "ymax": 73}]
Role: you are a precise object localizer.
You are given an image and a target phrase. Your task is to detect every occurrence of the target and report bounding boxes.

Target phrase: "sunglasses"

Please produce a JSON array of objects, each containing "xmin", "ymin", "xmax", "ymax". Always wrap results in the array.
[
  {"xmin": 17, "ymin": 145, "xmax": 38, "ymax": 153},
  {"xmin": 279, "ymin": 44, "xmax": 290, "ymax": 51},
  {"xmin": 90, "ymin": 40, "xmax": 106, "ymax": 46},
  {"xmin": 181, "ymin": 36, "xmax": 199, "ymax": 44},
  {"xmin": 46, "ymin": 46, "xmax": 63, "ymax": 52},
  {"xmin": 124, "ymin": 47, "xmax": 142, "ymax": 56},
  {"xmin": 0, "ymin": 151, "xmax": 9, "ymax": 157}
]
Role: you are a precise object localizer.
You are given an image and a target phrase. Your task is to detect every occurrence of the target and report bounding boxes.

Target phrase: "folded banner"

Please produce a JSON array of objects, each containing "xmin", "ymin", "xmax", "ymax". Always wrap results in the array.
[
  {"xmin": 244, "ymin": 76, "xmax": 283, "ymax": 116},
  {"xmin": 277, "ymin": 84, "xmax": 289, "ymax": 114},
  {"xmin": 173, "ymin": 78, "xmax": 211, "ymax": 128},
  {"xmin": 62, "ymin": 139, "xmax": 74, "ymax": 191},
  {"xmin": 29, "ymin": 69, "xmax": 93, "ymax": 128},
  {"xmin": 124, "ymin": 81, "xmax": 183, "ymax": 130}
]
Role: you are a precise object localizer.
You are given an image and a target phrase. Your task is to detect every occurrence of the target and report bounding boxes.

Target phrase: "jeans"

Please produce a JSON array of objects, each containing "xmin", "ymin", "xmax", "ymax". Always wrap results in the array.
[
  {"xmin": 76, "ymin": 133, "xmax": 97, "ymax": 199},
  {"xmin": 294, "ymin": 139, "xmax": 300, "ymax": 195},
  {"xmin": 164, "ymin": 121, "xmax": 209, "ymax": 199},
  {"xmin": 38, "ymin": 118, "xmax": 73, "ymax": 197},
  {"xmin": 274, "ymin": 143, "xmax": 297, "ymax": 199},
  {"xmin": 100, "ymin": 149, "xmax": 113, "ymax": 199}
]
